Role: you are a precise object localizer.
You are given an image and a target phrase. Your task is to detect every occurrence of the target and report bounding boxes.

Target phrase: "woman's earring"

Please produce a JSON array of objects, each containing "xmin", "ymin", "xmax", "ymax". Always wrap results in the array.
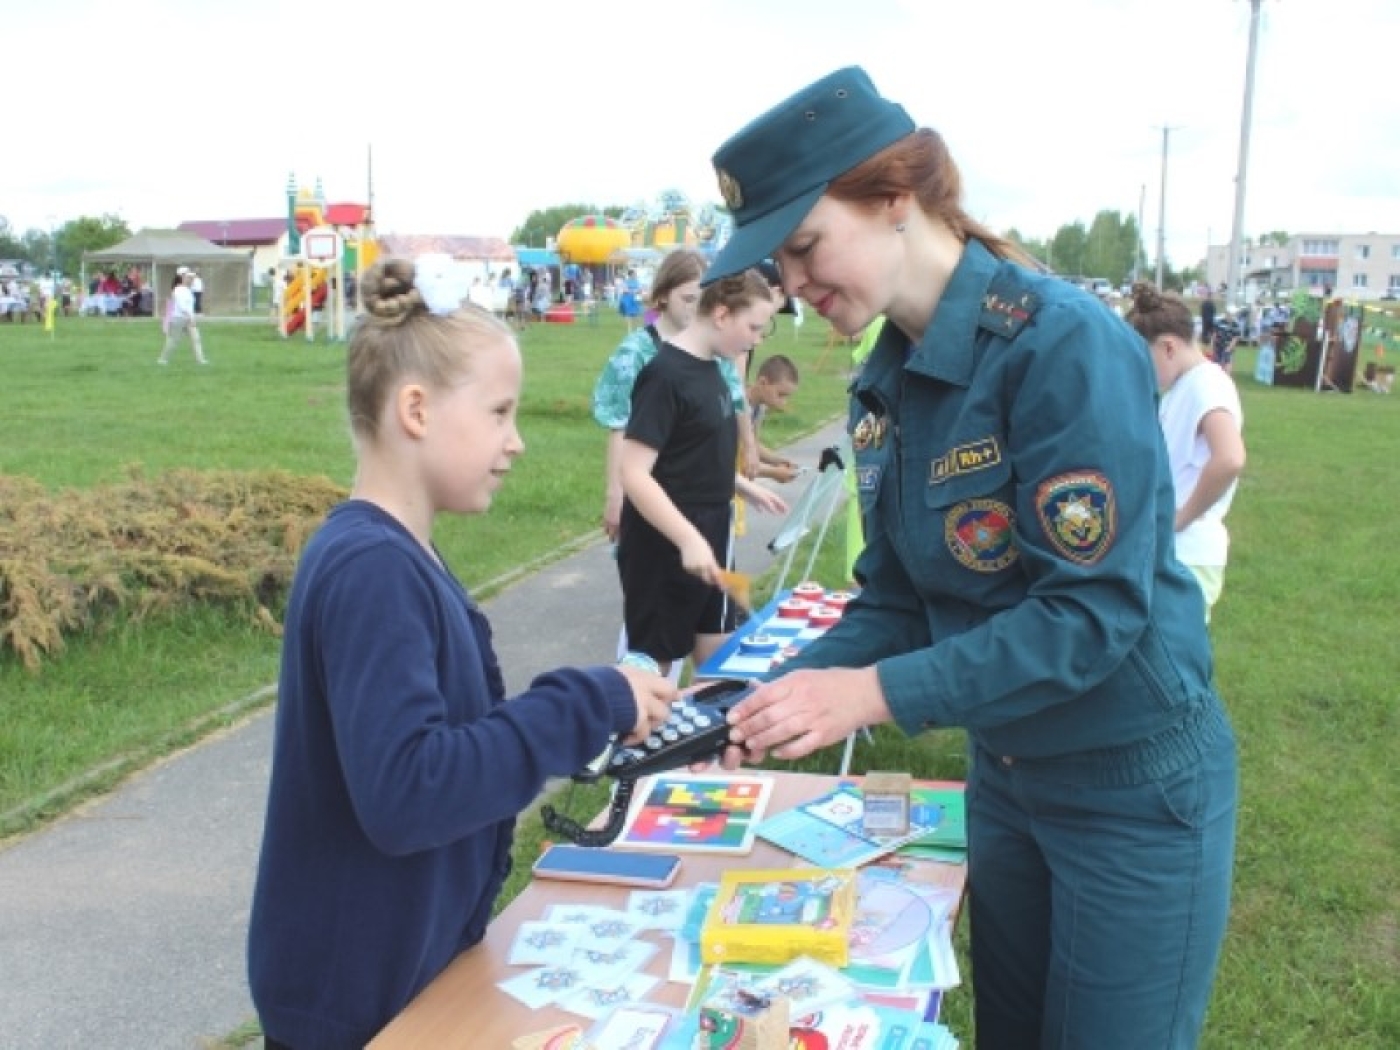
[{"xmin": 895, "ymin": 223, "xmax": 906, "ymax": 233}]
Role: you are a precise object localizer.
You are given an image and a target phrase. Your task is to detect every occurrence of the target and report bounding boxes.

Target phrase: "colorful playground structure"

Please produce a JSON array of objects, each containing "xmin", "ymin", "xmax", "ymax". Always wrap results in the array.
[
  {"xmin": 278, "ymin": 176, "xmax": 378, "ymax": 339},
  {"xmin": 615, "ymin": 188, "xmax": 724, "ymax": 251},
  {"xmin": 543, "ymin": 194, "xmax": 727, "ymax": 325},
  {"xmin": 552, "ymin": 191, "xmax": 725, "ymax": 278},
  {"xmin": 281, "ymin": 267, "xmax": 329, "ymax": 336}
]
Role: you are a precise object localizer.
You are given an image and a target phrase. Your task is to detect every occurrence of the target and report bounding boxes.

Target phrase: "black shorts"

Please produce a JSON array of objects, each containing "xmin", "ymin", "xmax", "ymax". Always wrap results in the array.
[{"xmin": 617, "ymin": 500, "xmax": 736, "ymax": 662}]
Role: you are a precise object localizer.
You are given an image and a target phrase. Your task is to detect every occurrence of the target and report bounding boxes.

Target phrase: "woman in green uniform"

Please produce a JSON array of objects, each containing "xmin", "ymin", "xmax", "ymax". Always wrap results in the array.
[{"xmin": 711, "ymin": 67, "xmax": 1237, "ymax": 1050}]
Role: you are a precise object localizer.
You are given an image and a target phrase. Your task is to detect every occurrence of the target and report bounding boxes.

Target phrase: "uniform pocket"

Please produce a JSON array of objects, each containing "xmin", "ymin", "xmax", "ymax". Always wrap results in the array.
[
  {"xmin": 1124, "ymin": 621, "xmax": 1192, "ymax": 714},
  {"xmin": 1149, "ymin": 761, "xmax": 1206, "ymax": 830},
  {"xmin": 926, "ymin": 462, "xmax": 1019, "ymax": 576}
]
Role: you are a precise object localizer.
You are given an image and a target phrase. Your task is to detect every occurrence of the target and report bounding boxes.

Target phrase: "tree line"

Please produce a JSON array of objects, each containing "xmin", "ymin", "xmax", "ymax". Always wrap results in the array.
[
  {"xmin": 0, "ymin": 214, "xmax": 131, "ymax": 278},
  {"xmin": 514, "ymin": 205, "xmax": 1206, "ymax": 292},
  {"xmin": 1006, "ymin": 210, "xmax": 1204, "ymax": 291},
  {"xmin": 6, "ymin": 205, "xmax": 1220, "ymax": 292}
]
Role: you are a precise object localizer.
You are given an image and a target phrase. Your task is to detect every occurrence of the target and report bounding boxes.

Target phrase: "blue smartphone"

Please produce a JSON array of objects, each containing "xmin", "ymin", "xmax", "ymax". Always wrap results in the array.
[{"xmin": 532, "ymin": 844, "xmax": 681, "ymax": 888}]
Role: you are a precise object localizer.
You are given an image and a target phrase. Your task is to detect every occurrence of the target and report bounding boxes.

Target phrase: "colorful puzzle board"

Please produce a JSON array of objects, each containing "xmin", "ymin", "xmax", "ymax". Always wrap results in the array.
[
  {"xmin": 618, "ymin": 773, "xmax": 774, "ymax": 854},
  {"xmin": 696, "ymin": 587, "xmax": 853, "ymax": 680}
]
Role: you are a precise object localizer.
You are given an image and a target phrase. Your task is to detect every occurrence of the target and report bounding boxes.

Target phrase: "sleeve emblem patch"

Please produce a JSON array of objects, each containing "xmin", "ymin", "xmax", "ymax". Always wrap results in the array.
[
  {"xmin": 944, "ymin": 499, "xmax": 1018, "ymax": 572},
  {"xmin": 1035, "ymin": 471, "xmax": 1116, "ymax": 565}
]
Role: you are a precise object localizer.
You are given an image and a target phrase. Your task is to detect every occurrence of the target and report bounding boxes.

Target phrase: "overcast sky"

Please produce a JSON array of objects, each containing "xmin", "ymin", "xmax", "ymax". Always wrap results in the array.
[{"xmin": 6, "ymin": 0, "xmax": 1395, "ymax": 268}]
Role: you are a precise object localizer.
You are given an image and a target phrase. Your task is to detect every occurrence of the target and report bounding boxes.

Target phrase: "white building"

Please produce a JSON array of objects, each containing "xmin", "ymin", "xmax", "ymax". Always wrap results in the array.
[{"xmin": 1205, "ymin": 232, "xmax": 1400, "ymax": 304}]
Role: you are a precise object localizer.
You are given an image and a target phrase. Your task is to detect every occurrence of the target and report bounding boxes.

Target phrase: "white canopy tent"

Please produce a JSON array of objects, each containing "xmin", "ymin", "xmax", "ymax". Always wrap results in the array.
[{"xmin": 84, "ymin": 229, "xmax": 253, "ymax": 316}]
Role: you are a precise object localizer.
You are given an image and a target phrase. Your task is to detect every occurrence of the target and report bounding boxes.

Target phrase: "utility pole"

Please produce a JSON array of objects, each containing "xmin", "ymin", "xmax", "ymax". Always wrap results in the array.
[
  {"xmin": 1226, "ymin": 0, "xmax": 1265, "ymax": 308},
  {"xmin": 1155, "ymin": 126, "xmax": 1179, "ymax": 288},
  {"xmin": 1134, "ymin": 183, "xmax": 1145, "ymax": 284}
]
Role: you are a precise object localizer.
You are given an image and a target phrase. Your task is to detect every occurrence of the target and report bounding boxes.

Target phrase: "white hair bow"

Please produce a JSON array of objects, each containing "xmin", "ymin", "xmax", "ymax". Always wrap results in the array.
[{"xmin": 415, "ymin": 254, "xmax": 472, "ymax": 316}]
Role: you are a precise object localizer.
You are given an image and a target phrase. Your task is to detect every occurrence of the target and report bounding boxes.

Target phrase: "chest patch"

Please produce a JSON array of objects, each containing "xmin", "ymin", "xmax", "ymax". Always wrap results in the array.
[
  {"xmin": 1035, "ymin": 471, "xmax": 1116, "ymax": 565},
  {"xmin": 945, "ymin": 499, "xmax": 1018, "ymax": 572},
  {"xmin": 855, "ymin": 464, "xmax": 882, "ymax": 492},
  {"xmin": 931, "ymin": 436, "xmax": 1002, "ymax": 484}
]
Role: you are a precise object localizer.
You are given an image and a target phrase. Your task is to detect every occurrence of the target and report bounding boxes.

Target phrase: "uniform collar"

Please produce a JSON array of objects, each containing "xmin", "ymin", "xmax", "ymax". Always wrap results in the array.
[
  {"xmin": 906, "ymin": 238, "xmax": 998, "ymax": 384},
  {"xmin": 855, "ymin": 238, "xmax": 999, "ymax": 401}
]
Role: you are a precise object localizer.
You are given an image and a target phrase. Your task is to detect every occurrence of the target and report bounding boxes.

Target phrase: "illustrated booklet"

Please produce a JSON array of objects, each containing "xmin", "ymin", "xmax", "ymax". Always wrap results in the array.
[{"xmin": 755, "ymin": 782, "xmax": 966, "ymax": 868}]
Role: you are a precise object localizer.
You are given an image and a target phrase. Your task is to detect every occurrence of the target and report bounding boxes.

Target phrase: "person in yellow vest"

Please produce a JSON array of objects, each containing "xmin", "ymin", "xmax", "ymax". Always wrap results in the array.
[{"xmin": 842, "ymin": 316, "xmax": 884, "ymax": 581}]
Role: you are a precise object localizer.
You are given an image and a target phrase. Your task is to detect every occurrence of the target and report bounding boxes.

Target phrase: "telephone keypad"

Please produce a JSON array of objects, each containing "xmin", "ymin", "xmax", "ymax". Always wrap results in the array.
[{"xmin": 601, "ymin": 681, "xmax": 753, "ymax": 779}]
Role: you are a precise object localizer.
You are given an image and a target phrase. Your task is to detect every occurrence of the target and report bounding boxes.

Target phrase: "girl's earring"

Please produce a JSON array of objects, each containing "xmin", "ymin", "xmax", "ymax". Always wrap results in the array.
[{"xmin": 895, "ymin": 223, "xmax": 906, "ymax": 233}]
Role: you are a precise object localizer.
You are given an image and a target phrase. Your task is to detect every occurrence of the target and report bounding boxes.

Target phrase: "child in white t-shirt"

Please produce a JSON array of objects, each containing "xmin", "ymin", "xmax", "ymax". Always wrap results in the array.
[
  {"xmin": 1127, "ymin": 284, "xmax": 1246, "ymax": 620},
  {"xmin": 158, "ymin": 272, "xmax": 207, "ymax": 366}
]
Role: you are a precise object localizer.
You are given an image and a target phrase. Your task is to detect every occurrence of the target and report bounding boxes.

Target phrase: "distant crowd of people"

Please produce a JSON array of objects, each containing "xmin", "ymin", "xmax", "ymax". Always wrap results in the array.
[
  {"xmin": 81, "ymin": 268, "xmax": 153, "ymax": 317},
  {"xmin": 1, "ymin": 272, "xmax": 75, "ymax": 322},
  {"xmin": 1197, "ymin": 292, "xmax": 1295, "ymax": 375},
  {"xmin": 4, "ymin": 264, "xmax": 214, "ymax": 322}
]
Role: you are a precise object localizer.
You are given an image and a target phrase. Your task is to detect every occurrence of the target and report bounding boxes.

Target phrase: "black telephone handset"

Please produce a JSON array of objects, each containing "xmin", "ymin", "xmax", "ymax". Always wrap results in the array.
[
  {"xmin": 600, "ymin": 679, "xmax": 754, "ymax": 778},
  {"xmin": 541, "ymin": 679, "xmax": 754, "ymax": 847}
]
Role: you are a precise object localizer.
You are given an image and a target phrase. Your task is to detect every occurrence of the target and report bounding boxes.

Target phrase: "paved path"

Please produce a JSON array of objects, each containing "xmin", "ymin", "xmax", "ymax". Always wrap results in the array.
[{"xmin": 0, "ymin": 420, "xmax": 848, "ymax": 1049}]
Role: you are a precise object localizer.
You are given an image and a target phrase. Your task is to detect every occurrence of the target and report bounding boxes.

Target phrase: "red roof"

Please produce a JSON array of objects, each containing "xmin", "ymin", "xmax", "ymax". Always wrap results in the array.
[
  {"xmin": 324, "ymin": 202, "xmax": 371, "ymax": 226},
  {"xmin": 178, "ymin": 218, "xmax": 287, "ymax": 245}
]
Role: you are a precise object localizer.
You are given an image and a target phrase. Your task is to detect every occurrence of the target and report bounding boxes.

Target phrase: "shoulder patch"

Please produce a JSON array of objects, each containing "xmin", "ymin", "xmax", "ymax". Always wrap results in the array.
[
  {"xmin": 979, "ymin": 269, "xmax": 1041, "ymax": 338},
  {"xmin": 979, "ymin": 288, "xmax": 1040, "ymax": 338},
  {"xmin": 1035, "ymin": 471, "xmax": 1116, "ymax": 565}
]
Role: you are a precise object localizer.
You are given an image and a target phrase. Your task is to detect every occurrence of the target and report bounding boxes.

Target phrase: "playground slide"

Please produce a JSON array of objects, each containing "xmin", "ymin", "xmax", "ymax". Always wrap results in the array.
[{"xmin": 282, "ymin": 269, "xmax": 329, "ymax": 335}]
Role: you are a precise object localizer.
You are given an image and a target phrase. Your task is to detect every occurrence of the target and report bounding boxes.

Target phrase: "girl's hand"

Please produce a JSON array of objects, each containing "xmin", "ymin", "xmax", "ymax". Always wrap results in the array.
[
  {"xmin": 602, "ymin": 493, "xmax": 624, "ymax": 541},
  {"xmin": 749, "ymin": 488, "xmax": 788, "ymax": 515},
  {"xmin": 679, "ymin": 537, "xmax": 720, "ymax": 585},
  {"xmin": 615, "ymin": 665, "xmax": 678, "ymax": 744}
]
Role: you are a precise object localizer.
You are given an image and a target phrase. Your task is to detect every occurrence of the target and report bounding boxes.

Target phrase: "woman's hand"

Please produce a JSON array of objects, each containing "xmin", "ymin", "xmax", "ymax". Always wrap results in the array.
[{"xmin": 723, "ymin": 667, "xmax": 892, "ymax": 762}]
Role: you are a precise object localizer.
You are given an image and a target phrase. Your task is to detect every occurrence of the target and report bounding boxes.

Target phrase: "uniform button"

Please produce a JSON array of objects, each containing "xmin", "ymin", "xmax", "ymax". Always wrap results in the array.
[{"xmin": 1001, "ymin": 755, "xmax": 1015, "ymax": 766}]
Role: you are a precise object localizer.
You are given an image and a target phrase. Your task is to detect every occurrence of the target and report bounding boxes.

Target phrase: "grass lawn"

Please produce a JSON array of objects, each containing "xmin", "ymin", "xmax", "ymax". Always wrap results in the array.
[
  {"xmin": 0, "ymin": 309, "xmax": 852, "ymax": 830},
  {"xmin": 3, "ymin": 306, "xmax": 1399, "ymax": 1047}
]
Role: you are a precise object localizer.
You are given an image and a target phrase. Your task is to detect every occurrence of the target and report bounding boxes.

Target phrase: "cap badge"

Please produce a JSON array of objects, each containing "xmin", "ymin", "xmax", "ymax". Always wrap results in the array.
[{"xmin": 716, "ymin": 168, "xmax": 744, "ymax": 211}]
